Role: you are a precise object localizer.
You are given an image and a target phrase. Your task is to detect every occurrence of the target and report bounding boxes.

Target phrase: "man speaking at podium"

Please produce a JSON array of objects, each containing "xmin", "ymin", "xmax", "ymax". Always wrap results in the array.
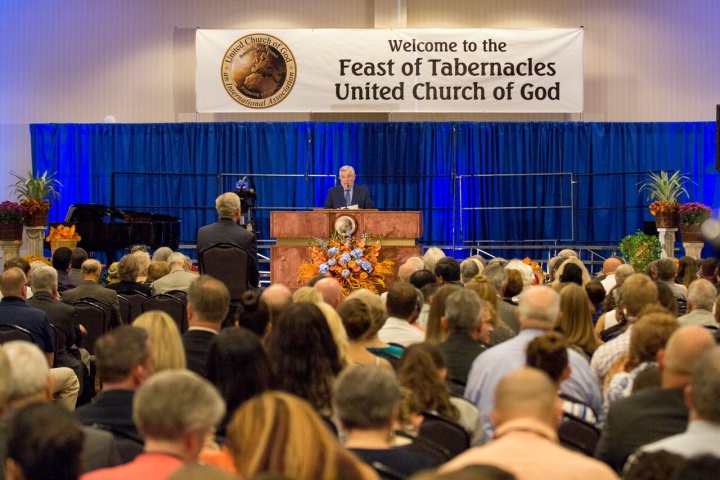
[{"xmin": 324, "ymin": 165, "xmax": 374, "ymax": 209}]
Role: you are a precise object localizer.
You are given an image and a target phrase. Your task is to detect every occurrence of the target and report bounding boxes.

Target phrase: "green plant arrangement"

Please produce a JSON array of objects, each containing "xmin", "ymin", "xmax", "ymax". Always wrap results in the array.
[
  {"xmin": 619, "ymin": 231, "xmax": 662, "ymax": 272},
  {"xmin": 638, "ymin": 170, "xmax": 689, "ymax": 218},
  {"xmin": 678, "ymin": 202, "xmax": 712, "ymax": 226},
  {"xmin": 9, "ymin": 170, "xmax": 62, "ymax": 224}
]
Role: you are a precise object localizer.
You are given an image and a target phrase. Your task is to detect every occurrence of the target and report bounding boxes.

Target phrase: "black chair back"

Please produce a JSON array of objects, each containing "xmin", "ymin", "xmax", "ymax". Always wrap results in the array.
[
  {"xmin": 198, "ymin": 243, "xmax": 250, "ymax": 300},
  {"xmin": 0, "ymin": 324, "xmax": 33, "ymax": 344},
  {"xmin": 72, "ymin": 299, "xmax": 110, "ymax": 354},
  {"xmin": 417, "ymin": 410, "xmax": 471, "ymax": 459},
  {"xmin": 676, "ymin": 298, "xmax": 688, "ymax": 316},
  {"xmin": 393, "ymin": 430, "xmax": 451, "ymax": 464},
  {"xmin": 142, "ymin": 293, "xmax": 187, "ymax": 333},
  {"xmin": 371, "ymin": 462, "xmax": 406, "ymax": 480},
  {"xmin": 558, "ymin": 412, "xmax": 601, "ymax": 456},
  {"xmin": 118, "ymin": 290, "xmax": 147, "ymax": 324}
]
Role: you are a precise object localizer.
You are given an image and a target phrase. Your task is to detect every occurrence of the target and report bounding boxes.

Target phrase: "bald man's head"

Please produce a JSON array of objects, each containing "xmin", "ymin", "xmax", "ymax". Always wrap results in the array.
[
  {"xmin": 517, "ymin": 286, "xmax": 560, "ymax": 329},
  {"xmin": 398, "ymin": 262, "xmax": 420, "ymax": 282},
  {"xmin": 314, "ymin": 277, "xmax": 342, "ymax": 309},
  {"xmin": 661, "ymin": 325, "xmax": 716, "ymax": 385},
  {"xmin": 0, "ymin": 268, "xmax": 27, "ymax": 298},
  {"xmin": 602, "ymin": 257, "xmax": 623, "ymax": 275},
  {"xmin": 260, "ymin": 283, "xmax": 293, "ymax": 321},
  {"xmin": 493, "ymin": 368, "xmax": 560, "ymax": 428}
]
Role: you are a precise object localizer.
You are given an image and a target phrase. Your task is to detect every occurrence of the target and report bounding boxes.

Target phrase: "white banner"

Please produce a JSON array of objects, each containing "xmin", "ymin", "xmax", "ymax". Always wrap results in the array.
[{"xmin": 196, "ymin": 28, "xmax": 583, "ymax": 113}]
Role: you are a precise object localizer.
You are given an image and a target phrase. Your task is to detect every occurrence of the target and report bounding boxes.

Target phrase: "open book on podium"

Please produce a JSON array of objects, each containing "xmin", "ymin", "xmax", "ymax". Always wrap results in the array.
[{"xmin": 269, "ymin": 209, "xmax": 422, "ymax": 290}]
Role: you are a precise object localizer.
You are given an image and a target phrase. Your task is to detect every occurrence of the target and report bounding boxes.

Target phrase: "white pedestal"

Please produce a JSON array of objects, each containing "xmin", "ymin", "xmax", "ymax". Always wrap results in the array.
[
  {"xmin": 657, "ymin": 228, "xmax": 677, "ymax": 259},
  {"xmin": 683, "ymin": 242, "xmax": 704, "ymax": 260},
  {"xmin": 25, "ymin": 226, "xmax": 47, "ymax": 257},
  {"xmin": 0, "ymin": 240, "xmax": 23, "ymax": 264}
]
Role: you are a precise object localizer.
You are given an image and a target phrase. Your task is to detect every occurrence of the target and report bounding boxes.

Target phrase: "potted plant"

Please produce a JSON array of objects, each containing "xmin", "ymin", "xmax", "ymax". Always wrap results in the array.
[
  {"xmin": 619, "ymin": 230, "xmax": 662, "ymax": 272},
  {"xmin": 678, "ymin": 202, "xmax": 711, "ymax": 244},
  {"xmin": 638, "ymin": 170, "xmax": 689, "ymax": 228},
  {"xmin": 9, "ymin": 170, "xmax": 62, "ymax": 227},
  {"xmin": 0, "ymin": 200, "xmax": 28, "ymax": 241}
]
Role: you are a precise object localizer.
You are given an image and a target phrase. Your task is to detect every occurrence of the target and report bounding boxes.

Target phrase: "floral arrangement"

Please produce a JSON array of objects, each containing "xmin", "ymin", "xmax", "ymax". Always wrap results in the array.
[
  {"xmin": 678, "ymin": 202, "xmax": 712, "ymax": 225},
  {"xmin": 648, "ymin": 200, "xmax": 679, "ymax": 216},
  {"xmin": 523, "ymin": 257, "xmax": 546, "ymax": 285},
  {"xmin": 0, "ymin": 201, "xmax": 28, "ymax": 225},
  {"xmin": 298, "ymin": 232, "xmax": 394, "ymax": 297},
  {"xmin": 20, "ymin": 198, "xmax": 51, "ymax": 216},
  {"xmin": 45, "ymin": 224, "xmax": 81, "ymax": 241}
]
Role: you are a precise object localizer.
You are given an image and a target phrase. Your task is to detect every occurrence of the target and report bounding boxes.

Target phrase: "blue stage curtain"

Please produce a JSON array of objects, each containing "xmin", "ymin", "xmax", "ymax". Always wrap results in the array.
[{"xmin": 30, "ymin": 121, "xmax": 718, "ymax": 258}]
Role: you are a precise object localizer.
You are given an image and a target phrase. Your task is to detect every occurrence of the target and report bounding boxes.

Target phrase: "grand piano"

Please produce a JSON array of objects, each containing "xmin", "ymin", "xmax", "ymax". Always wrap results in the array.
[{"xmin": 63, "ymin": 204, "xmax": 181, "ymax": 258}]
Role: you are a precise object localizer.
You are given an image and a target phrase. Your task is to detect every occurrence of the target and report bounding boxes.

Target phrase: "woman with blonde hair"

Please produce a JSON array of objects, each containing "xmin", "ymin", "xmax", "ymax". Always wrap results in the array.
[
  {"xmin": 465, "ymin": 276, "xmax": 516, "ymax": 346},
  {"xmin": 293, "ymin": 286, "xmax": 323, "ymax": 303},
  {"xmin": 552, "ymin": 257, "xmax": 592, "ymax": 288},
  {"xmin": 558, "ymin": 283, "xmax": 603, "ymax": 359},
  {"xmin": 132, "ymin": 310, "xmax": 186, "ymax": 370},
  {"xmin": 423, "ymin": 247, "xmax": 446, "ymax": 274},
  {"xmin": 316, "ymin": 302, "xmax": 352, "ymax": 368},
  {"xmin": 227, "ymin": 391, "xmax": 378, "ymax": 480}
]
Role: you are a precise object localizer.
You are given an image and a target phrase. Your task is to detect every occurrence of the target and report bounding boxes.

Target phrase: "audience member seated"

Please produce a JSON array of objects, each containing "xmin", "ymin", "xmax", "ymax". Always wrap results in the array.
[
  {"xmin": 83, "ymin": 369, "xmax": 225, "ymax": 480},
  {"xmin": 594, "ymin": 264, "xmax": 635, "ymax": 333},
  {"xmin": 599, "ymin": 257, "xmax": 623, "ymax": 294},
  {"xmin": 265, "ymin": 302, "xmax": 342, "ymax": 417},
  {"xmin": 435, "ymin": 257, "xmax": 462, "ymax": 287},
  {"xmin": 482, "ymin": 264, "xmax": 518, "ymax": 334},
  {"xmin": 505, "ymin": 260, "xmax": 533, "ymax": 297},
  {"xmin": 314, "ymin": 277, "xmax": 342, "ymax": 309},
  {"xmin": 677, "ymin": 279, "xmax": 718, "ymax": 328},
  {"xmin": 590, "ymin": 274, "xmax": 659, "ymax": 384},
  {"xmin": 424, "ymin": 284, "xmax": 461, "ymax": 346},
  {"xmin": 423, "ymin": 247, "xmax": 446, "ymax": 274},
  {"xmin": 181, "ymin": 276, "xmax": 230, "ymax": 378},
  {"xmin": 346, "ymin": 289, "xmax": 404, "ymax": 368},
  {"xmin": 654, "ymin": 281, "xmax": 680, "ymax": 317},
  {"xmin": 26, "ymin": 266, "xmax": 86, "ymax": 399},
  {"xmin": 698, "ymin": 257, "xmax": 720, "ymax": 294},
  {"xmin": 335, "ymin": 366, "xmax": 441, "ymax": 476},
  {"xmin": 151, "ymin": 247, "xmax": 173, "ymax": 262},
  {"xmin": 465, "ymin": 276, "xmax": 516, "ymax": 347},
  {"xmin": 399, "ymin": 343, "xmax": 483, "ymax": 446},
  {"xmin": 441, "ymin": 369, "xmax": 616, "ymax": 480},
  {"xmin": 556, "ymin": 263, "xmax": 584, "ymax": 288},
  {"xmin": 603, "ymin": 311, "xmax": 678, "ymax": 415},
  {"xmin": 133, "ymin": 311, "xmax": 186, "ymax": 371},
  {"xmin": 0, "ymin": 258, "xmax": 31, "ymax": 301},
  {"xmin": 623, "ymin": 450, "xmax": 684, "ymax": 480},
  {"xmin": 104, "ymin": 255, "xmax": 151, "ymax": 296},
  {"xmin": 459, "ymin": 258, "xmax": 481, "ymax": 286},
  {"xmin": 675, "ymin": 256, "xmax": 698, "ymax": 290},
  {"xmin": 585, "ymin": 280, "xmax": 607, "ymax": 325},
  {"xmin": 69, "ymin": 247, "xmax": 88, "ymax": 285},
  {"xmin": 669, "ymin": 454, "xmax": 720, "ymax": 480},
  {"xmin": 131, "ymin": 248, "xmax": 152, "ymax": 284},
  {"xmin": 206, "ymin": 327, "xmax": 273, "ymax": 438},
  {"xmin": 551, "ymin": 257, "xmax": 591, "ymax": 288},
  {"xmin": 316, "ymin": 302, "xmax": 351, "ymax": 368},
  {"xmin": 236, "ymin": 290, "xmax": 271, "ymax": 337},
  {"xmin": 105, "ymin": 262, "xmax": 120, "ymax": 284},
  {"xmin": 227, "ymin": 391, "xmax": 377, "ymax": 480},
  {"xmin": 0, "ymin": 268, "xmax": 79, "ymax": 410},
  {"xmin": 75, "ymin": 326, "xmax": 153, "ymax": 445},
  {"xmin": 53, "ymin": 247, "xmax": 77, "ymax": 293},
  {"xmin": 558, "ymin": 284, "xmax": 603, "ymax": 359},
  {"xmin": 501, "ymin": 269, "xmax": 523, "ymax": 306},
  {"xmin": 655, "ymin": 258, "xmax": 687, "ymax": 301},
  {"xmin": 631, "ymin": 345, "xmax": 720, "ymax": 461},
  {"xmin": 292, "ymin": 286, "xmax": 323, "ymax": 303},
  {"xmin": 378, "ymin": 283, "xmax": 425, "ymax": 347},
  {"xmin": 259, "ymin": 283, "xmax": 293, "ymax": 326},
  {"xmin": 5, "ymin": 403, "xmax": 84, "ymax": 480},
  {"xmin": 465, "ymin": 287, "xmax": 601, "ymax": 443},
  {"xmin": 337, "ymin": 298, "xmax": 394, "ymax": 370},
  {"xmin": 1, "ymin": 341, "xmax": 120, "ymax": 475},
  {"xmin": 151, "ymin": 253, "xmax": 197, "ymax": 295},
  {"xmin": 526, "ymin": 331, "xmax": 598, "ymax": 424},
  {"xmin": 594, "ymin": 325, "xmax": 715, "ymax": 473},
  {"xmin": 437, "ymin": 290, "xmax": 492, "ymax": 387},
  {"xmin": 62, "ymin": 259, "xmax": 122, "ymax": 329},
  {"xmin": 147, "ymin": 261, "xmax": 169, "ymax": 283}
]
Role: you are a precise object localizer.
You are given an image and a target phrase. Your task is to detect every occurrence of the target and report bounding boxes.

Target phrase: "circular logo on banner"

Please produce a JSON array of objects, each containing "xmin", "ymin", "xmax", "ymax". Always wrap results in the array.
[{"xmin": 221, "ymin": 34, "xmax": 296, "ymax": 109}]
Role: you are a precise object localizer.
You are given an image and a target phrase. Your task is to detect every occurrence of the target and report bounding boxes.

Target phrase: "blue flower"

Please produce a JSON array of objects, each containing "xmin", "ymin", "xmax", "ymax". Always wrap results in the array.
[
  {"xmin": 341, "ymin": 269, "xmax": 351, "ymax": 278},
  {"xmin": 361, "ymin": 260, "xmax": 373, "ymax": 272},
  {"xmin": 327, "ymin": 258, "xmax": 337, "ymax": 266},
  {"xmin": 339, "ymin": 253, "xmax": 351, "ymax": 265},
  {"xmin": 328, "ymin": 247, "xmax": 339, "ymax": 256},
  {"xmin": 351, "ymin": 248, "xmax": 364, "ymax": 259},
  {"xmin": 319, "ymin": 263, "xmax": 330, "ymax": 274}
]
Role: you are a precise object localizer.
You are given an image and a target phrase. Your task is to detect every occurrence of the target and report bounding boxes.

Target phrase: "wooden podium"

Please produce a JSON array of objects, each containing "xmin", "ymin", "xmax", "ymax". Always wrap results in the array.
[{"xmin": 270, "ymin": 210, "xmax": 423, "ymax": 290}]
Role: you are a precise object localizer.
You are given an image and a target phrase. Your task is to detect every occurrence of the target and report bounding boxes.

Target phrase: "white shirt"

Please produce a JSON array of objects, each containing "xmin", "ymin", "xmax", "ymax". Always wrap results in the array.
[{"xmin": 377, "ymin": 316, "xmax": 425, "ymax": 347}]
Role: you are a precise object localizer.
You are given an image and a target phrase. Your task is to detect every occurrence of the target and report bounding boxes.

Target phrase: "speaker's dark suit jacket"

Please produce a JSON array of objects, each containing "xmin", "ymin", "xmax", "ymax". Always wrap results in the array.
[
  {"xmin": 182, "ymin": 328, "xmax": 217, "ymax": 379},
  {"xmin": 594, "ymin": 386, "xmax": 688, "ymax": 473},
  {"xmin": 324, "ymin": 184, "xmax": 374, "ymax": 209},
  {"xmin": 26, "ymin": 291, "xmax": 83, "ymax": 380},
  {"xmin": 196, "ymin": 218, "xmax": 259, "ymax": 288}
]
